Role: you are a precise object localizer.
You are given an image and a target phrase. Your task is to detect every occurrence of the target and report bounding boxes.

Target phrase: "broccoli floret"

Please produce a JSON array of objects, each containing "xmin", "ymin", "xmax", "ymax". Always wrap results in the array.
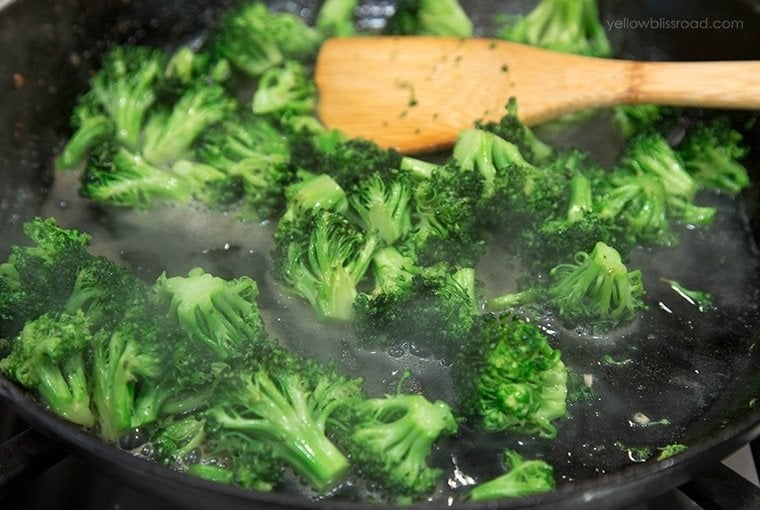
[
  {"xmin": 661, "ymin": 278, "xmax": 715, "ymax": 312},
  {"xmin": 348, "ymin": 171, "xmax": 413, "ymax": 245},
  {"xmin": 91, "ymin": 310, "xmax": 171, "ymax": 441},
  {"xmin": 56, "ymin": 92, "xmax": 115, "ymax": 170},
  {"xmin": 211, "ymin": 2, "xmax": 320, "ymax": 77},
  {"xmin": 679, "ymin": 117, "xmax": 750, "ymax": 195},
  {"xmin": 354, "ymin": 248, "xmax": 478, "ymax": 357},
  {"xmin": 0, "ymin": 310, "xmax": 96, "ymax": 427},
  {"xmin": 342, "ymin": 392, "xmax": 458, "ymax": 500},
  {"xmin": 401, "ymin": 158, "xmax": 486, "ymax": 266},
  {"xmin": 465, "ymin": 449, "xmax": 555, "ymax": 502},
  {"xmin": 206, "ymin": 351, "xmax": 362, "ymax": 492},
  {"xmin": 273, "ymin": 210, "xmax": 379, "ymax": 321},
  {"xmin": 156, "ymin": 267, "xmax": 267, "ymax": 359},
  {"xmin": 497, "ymin": 0, "xmax": 611, "ymax": 58},
  {"xmin": 597, "ymin": 171, "xmax": 675, "ymax": 247},
  {"xmin": 62, "ymin": 255, "xmax": 149, "ymax": 329},
  {"xmin": 81, "ymin": 143, "xmax": 196, "ymax": 208},
  {"xmin": 196, "ymin": 112, "xmax": 293, "ymax": 219},
  {"xmin": 162, "ymin": 47, "xmax": 231, "ymax": 97},
  {"xmin": 89, "ymin": 45, "xmax": 165, "ymax": 148},
  {"xmin": 0, "ymin": 217, "xmax": 91, "ymax": 337},
  {"xmin": 383, "ymin": 0, "xmax": 473, "ymax": 37},
  {"xmin": 475, "ymin": 99, "xmax": 554, "ymax": 165},
  {"xmin": 288, "ymin": 129, "xmax": 403, "ymax": 191},
  {"xmin": 611, "ymin": 104, "xmax": 682, "ymax": 140},
  {"xmin": 141, "ymin": 82, "xmax": 237, "ymax": 167},
  {"xmin": 277, "ymin": 170, "xmax": 349, "ymax": 230},
  {"xmin": 316, "ymin": 0, "xmax": 358, "ymax": 38},
  {"xmin": 657, "ymin": 443, "xmax": 688, "ymax": 461},
  {"xmin": 616, "ymin": 132, "xmax": 718, "ymax": 231},
  {"xmin": 453, "ymin": 314, "xmax": 567, "ymax": 438},
  {"xmin": 251, "ymin": 60, "xmax": 316, "ymax": 118}
]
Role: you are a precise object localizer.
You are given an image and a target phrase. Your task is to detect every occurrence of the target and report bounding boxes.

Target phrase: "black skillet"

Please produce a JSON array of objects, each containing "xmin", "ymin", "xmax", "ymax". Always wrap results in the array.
[{"xmin": 1, "ymin": 0, "xmax": 760, "ymax": 509}]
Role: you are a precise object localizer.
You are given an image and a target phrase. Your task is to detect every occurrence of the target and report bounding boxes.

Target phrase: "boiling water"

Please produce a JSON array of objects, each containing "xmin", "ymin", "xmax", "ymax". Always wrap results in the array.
[{"xmin": 38, "ymin": 123, "xmax": 760, "ymax": 501}]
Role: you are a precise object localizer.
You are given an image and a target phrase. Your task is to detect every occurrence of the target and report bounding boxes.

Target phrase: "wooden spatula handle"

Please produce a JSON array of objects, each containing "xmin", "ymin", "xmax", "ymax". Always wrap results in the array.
[
  {"xmin": 630, "ymin": 60, "xmax": 760, "ymax": 110},
  {"xmin": 315, "ymin": 37, "xmax": 760, "ymax": 153}
]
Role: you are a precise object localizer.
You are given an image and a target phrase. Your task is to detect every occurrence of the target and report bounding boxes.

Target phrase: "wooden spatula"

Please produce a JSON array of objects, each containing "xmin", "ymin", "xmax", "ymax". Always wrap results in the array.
[{"xmin": 315, "ymin": 36, "xmax": 760, "ymax": 154}]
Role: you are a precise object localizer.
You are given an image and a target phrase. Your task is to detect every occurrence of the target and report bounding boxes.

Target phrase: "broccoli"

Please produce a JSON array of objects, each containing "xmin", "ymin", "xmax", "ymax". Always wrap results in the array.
[
  {"xmin": 56, "ymin": 92, "xmax": 115, "ymax": 170},
  {"xmin": 141, "ymin": 82, "xmax": 237, "ymax": 167},
  {"xmin": 453, "ymin": 313, "xmax": 567, "ymax": 438},
  {"xmin": 678, "ymin": 117, "xmax": 750, "ymax": 195},
  {"xmin": 251, "ymin": 60, "xmax": 317, "ymax": 120},
  {"xmin": 91, "ymin": 310, "xmax": 172, "ymax": 441},
  {"xmin": 0, "ymin": 217, "xmax": 91, "ymax": 337},
  {"xmin": 354, "ymin": 247, "xmax": 479, "ymax": 357},
  {"xmin": 156, "ymin": 267, "xmax": 267, "ymax": 359},
  {"xmin": 657, "ymin": 443, "xmax": 688, "ymax": 461},
  {"xmin": 617, "ymin": 131, "xmax": 715, "ymax": 227},
  {"xmin": 490, "ymin": 242, "xmax": 646, "ymax": 330},
  {"xmin": 287, "ymin": 129, "xmax": 403, "ymax": 191},
  {"xmin": 162, "ymin": 46, "xmax": 231, "ymax": 97},
  {"xmin": 475, "ymin": 99, "xmax": 554, "ymax": 165},
  {"xmin": 400, "ymin": 158, "xmax": 487, "ymax": 266},
  {"xmin": 273, "ymin": 209, "xmax": 379, "ymax": 321},
  {"xmin": 341, "ymin": 392, "xmax": 458, "ymax": 500},
  {"xmin": 383, "ymin": 0, "xmax": 473, "ymax": 37},
  {"xmin": 611, "ymin": 104, "xmax": 682, "ymax": 140},
  {"xmin": 210, "ymin": 2, "xmax": 320, "ymax": 77},
  {"xmin": 316, "ymin": 0, "xmax": 358, "ymax": 38},
  {"xmin": 195, "ymin": 111, "xmax": 293, "ymax": 219},
  {"xmin": 661, "ymin": 278, "xmax": 715, "ymax": 312},
  {"xmin": 205, "ymin": 350, "xmax": 363, "ymax": 492},
  {"xmin": 497, "ymin": 0, "xmax": 612, "ymax": 58},
  {"xmin": 151, "ymin": 414, "xmax": 282, "ymax": 492},
  {"xmin": 597, "ymin": 171, "xmax": 675, "ymax": 247},
  {"xmin": 277, "ymin": 170, "xmax": 349, "ymax": 229},
  {"xmin": 464, "ymin": 449, "xmax": 555, "ymax": 502},
  {"xmin": 81, "ymin": 142, "xmax": 197, "ymax": 208},
  {"xmin": 347, "ymin": 171, "xmax": 413, "ymax": 245},
  {"xmin": 0, "ymin": 310, "xmax": 96, "ymax": 427}
]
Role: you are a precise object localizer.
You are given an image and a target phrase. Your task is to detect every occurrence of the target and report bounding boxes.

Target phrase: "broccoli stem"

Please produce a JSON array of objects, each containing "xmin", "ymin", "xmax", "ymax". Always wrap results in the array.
[
  {"xmin": 37, "ymin": 354, "xmax": 96, "ymax": 427},
  {"xmin": 211, "ymin": 371, "xmax": 349, "ymax": 491}
]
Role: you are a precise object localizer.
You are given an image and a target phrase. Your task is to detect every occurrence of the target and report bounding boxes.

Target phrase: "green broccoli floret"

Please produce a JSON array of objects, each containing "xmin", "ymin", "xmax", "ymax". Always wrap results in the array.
[
  {"xmin": 475, "ymin": 99, "xmax": 554, "ymax": 165},
  {"xmin": 91, "ymin": 309, "xmax": 171, "ymax": 441},
  {"xmin": 618, "ymin": 131, "xmax": 715, "ymax": 227},
  {"xmin": 81, "ymin": 142, "xmax": 196, "ymax": 208},
  {"xmin": 465, "ymin": 449, "xmax": 555, "ymax": 502},
  {"xmin": 162, "ymin": 46, "xmax": 231, "ymax": 97},
  {"xmin": 611, "ymin": 104, "xmax": 681, "ymax": 140},
  {"xmin": 210, "ymin": 2, "xmax": 320, "ymax": 77},
  {"xmin": 490, "ymin": 242, "xmax": 646, "ymax": 330},
  {"xmin": 195, "ymin": 111, "xmax": 293, "ymax": 219},
  {"xmin": 251, "ymin": 60, "xmax": 316, "ymax": 118},
  {"xmin": 451, "ymin": 127, "xmax": 567, "ymax": 231},
  {"xmin": 316, "ymin": 0, "xmax": 358, "ymax": 38},
  {"xmin": 0, "ymin": 217, "xmax": 91, "ymax": 337},
  {"xmin": 453, "ymin": 314, "xmax": 567, "ymax": 438},
  {"xmin": 288, "ymin": 129, "xmax": 403, "ymax": 191},
  {"xmin": 383, "ymin": 0, "xmax": 473, "ymax": 37},
  {"xmin": 354, "ymin": 247, "xmax": 478, "ymax": 357},
  {"xmin": 661, "ymin": 278, "xmax": 715, "ymax": 312},
  {"xmin": 657, "ymin": 443, "xmax": 688, "ymax": 461},
  {"xmin": 401, "ymin": 158, "xmax": 486, "ymax": 266},
  {"xmin": 342, "ymin": 392, "xmax": 457, "ymax": 500},
  {"xmin": 205, "ymin": 350, "xmax": 363, "ymax": 492},
  {"xmin": 56, "ymin": 92, "xmax": 115, "ymax": 170},
  {"xmin": 273, "ymin": 209, "xmax": 379, "ymax": 321},
  {"xmin": 0, "ymin": 310, "xmax": 96, "ymax": 427},
  {"xmin": 141, "ymin": 82, "xmax": 237, "ymax": 167},
  {"xmin": 497, "ymin": 0, "xmax": 612, "ymax": 58},
  {"xmin": 89, "ymin": 45, "xmax": 165, "ymax": 148},
  {"xmin": 156, "ymin": 267, "xmax": 267, "ymax": 359},
  {"xmin": 679, "ymin": 117, "xmax": 750, "ymax": 195},
  {"xmin": 597, "ymin": 171, "xmax": 675, "ymax": 247},
  {"xmin": 348, "ymin": 171, "xmax": 413, "ymax": 245},
  {"xmin": 277, "ymin": 170, "xmax": 349, "ymax": 230}
]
